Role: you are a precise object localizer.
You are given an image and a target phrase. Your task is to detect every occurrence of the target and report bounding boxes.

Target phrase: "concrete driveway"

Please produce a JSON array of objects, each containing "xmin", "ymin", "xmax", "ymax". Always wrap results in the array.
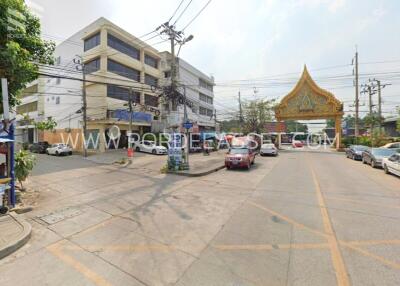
[{"xmin": 0, "ymin": 150, "xmax": 399, "ymax": 285}]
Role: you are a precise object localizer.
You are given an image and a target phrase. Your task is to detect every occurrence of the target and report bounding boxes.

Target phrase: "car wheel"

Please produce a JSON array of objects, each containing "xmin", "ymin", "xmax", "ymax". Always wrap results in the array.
[
  {"xmin": 384, "ymin": 164, "xmax": 389, "ymax": 174},
  {"xmin": 251, "ymin": 158, "xmax": 255, "ymax": 165},
  {"xmin": 46, "ymin": 150, "xmax": 49, "ymax": 155},
  {"xmin": 362, "ymin": 157, "xmax": 366, "ymax": 164},
  {"xmin": 55, "ymin": 151, "xmax": 59, "ymax": 156},
  {"xmin": 371, "ymin": 160, "xmax": 376, "ymax": 168},
  {"xmin": 135, "ymin": 147, "xmax": 140, "ymax": 152},
  {"xmin": 69, "ymin": 151, "xmax": 72, "ymax": 155},
  {"xmin": 226, "ymin": 165, "xmax": 230, "ymax": 170},
  {"xmin": 352, "ymin": 154, "xmax": 356, "ymax": 160},
  {"xmin": 152, "ymin": 149, "xmax": 156, "ymax": 155}
]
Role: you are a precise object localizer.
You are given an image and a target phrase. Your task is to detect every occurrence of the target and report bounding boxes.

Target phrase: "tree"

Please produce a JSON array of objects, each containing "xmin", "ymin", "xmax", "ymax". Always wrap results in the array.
[
  {"xmin": 285, "ymin": 120, "xmax": 308, "ymax": 133},
  {"xmin": 35, "ymin": 117, "xmax": 57, "ymax": 131},
  {"xmin": 242, "ymin": 99, "xmax": 275, "ymax": 133},
  {"xmin": 220, "ymin": 119, "xmax": 240, "ymax": 133},
  {"xmin": 14, "ymin": 150, "xmax": 35, "ymax": 190},
  {"xmin": 0, "ymin": 0, "xmax": 55, "ymax": 108}
]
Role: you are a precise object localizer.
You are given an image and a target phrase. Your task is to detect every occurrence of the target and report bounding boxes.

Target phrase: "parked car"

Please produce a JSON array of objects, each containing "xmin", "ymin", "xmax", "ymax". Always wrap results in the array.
[
  {"xmin": 260, "ymin": 143, "xmax": 278, "ymax": 156},
  {"xmin": 292, "ymin": 140, "xmax": 303, "ymax": 148},
  {"xmin": 46, "ymin": 143, "xmax": 73, "ymax": 156},
  {"xmin": 134, "ymin": 140, "xmax": 167, "ymax": 155},
  {"xmin": 381, "ymin": 142, "xmax": 400, "ymax": 149},
  {"xmin": 345, "ymin": 145, "xmax": 369, "ymax": 160},
  {"xmin": 362, "ymin": 148, "xmax": 400, "ymax": 168},
  {"xmin": 225, "ymin": 148, "xmax": 256, "ymax": 170},
  {"xmin": 29, "ymin": 141, "xmax": 49, "ymax": 154},
  {"xmin": 382, "ymin": 153, "xmax": 400, "ymax": 177}
]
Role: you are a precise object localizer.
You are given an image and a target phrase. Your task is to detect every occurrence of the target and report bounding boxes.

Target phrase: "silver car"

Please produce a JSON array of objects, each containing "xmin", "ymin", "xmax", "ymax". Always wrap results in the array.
[
  {"xmin": 46, "ymin": 143, "xmax": 73, "ymax": 156},
  {"xmin": 260, "ymin": 143, "xmax": 278, "ymax": 156}
]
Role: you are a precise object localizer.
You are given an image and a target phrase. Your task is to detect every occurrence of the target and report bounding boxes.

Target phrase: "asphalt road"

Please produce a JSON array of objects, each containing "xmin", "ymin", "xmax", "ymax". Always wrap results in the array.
[{"xmin": 0, "ymin": 150, "xmax": 399, "ymax": 286}]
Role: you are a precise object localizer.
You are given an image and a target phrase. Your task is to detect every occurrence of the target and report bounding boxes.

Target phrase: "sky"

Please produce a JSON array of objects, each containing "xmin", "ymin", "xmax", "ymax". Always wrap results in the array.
[{"xmin": 26, "ymin": 0, "xmax": 400, "ymax": 130}]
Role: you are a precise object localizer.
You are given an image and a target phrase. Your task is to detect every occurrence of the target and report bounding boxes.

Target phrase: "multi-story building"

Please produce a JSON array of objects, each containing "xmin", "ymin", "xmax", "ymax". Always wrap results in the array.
[
  {"xmin": 155, "ymin": 51, "xmax": 216, "ymax": 133},
  {"xmin": 16, "ymin": 17, "xmax": 162, "ymax": 152}
]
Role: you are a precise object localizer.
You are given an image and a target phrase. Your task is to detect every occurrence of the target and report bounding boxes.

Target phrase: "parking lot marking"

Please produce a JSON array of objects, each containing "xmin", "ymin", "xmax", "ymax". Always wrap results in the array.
[
  {"xmin": 214, "ymin": 243, "xmax": 329, "ymax": 251},
  {"xmin": 325, "ymin": 195, "xmax": 400, "ymax": 210},
  {"xmin": 340, "ymin": 242, "xmax": 400, "ymax": 270},
  {"xmin": 65, "ymin": 244, "xmax": 174, "ymax": 252},
  {"xmin": 310, "ymin": 165, "xmax": 350, "ymax": 286},
  {"xmin": 47, "ymin": 242, "xmax": 113, "ymax": 286},
  {"xmin": 249, "ymin": 201, "xmax": 328, "ymax": 238}
]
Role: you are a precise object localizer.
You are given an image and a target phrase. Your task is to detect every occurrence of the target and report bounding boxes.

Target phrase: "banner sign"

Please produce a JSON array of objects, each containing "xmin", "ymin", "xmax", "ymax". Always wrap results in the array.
[
  {"xmin": 111, "ymin": 110, "xmax": 153, "ymax": 123},
  {"xmin": 168, "ymin": 133, "xmax": 182, "ymax": 168}
]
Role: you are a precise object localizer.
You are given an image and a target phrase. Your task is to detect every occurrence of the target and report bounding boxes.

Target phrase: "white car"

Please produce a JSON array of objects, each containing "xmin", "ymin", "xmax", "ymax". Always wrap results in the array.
[
  {"xmin": 382, "ymin": 153, "xmax": 400, "ymax": 177},
  {"xmin": 134, "ymin": 140, "xmax": 167, "ymax": 155},
  {"xmin": 46, "ymin": 143, "xmax": 73, "ymax": 156},
  {"xmin": 381, "ymin": 142, "xmax": 400, "ymax": 149},
  {"xmin": 260, "ymin": 143, "xmax": 278, "ymax": 156}
]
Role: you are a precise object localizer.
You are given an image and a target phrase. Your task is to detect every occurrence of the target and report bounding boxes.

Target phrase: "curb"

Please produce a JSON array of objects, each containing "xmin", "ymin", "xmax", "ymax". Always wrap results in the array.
[
  {"xmin": 0, "ymin": 213, "xmax": 32, "ymax": 260},
  {"xmin": 167, "ymin": 165, "xmax": 225, "ymax": 177}
]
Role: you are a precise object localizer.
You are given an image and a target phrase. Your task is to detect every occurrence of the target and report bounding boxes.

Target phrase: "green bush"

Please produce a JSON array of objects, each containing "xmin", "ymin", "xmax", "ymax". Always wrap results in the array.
[{"xmin": 15, "ymin": 150, "xmax": 36, "ymax": 190}]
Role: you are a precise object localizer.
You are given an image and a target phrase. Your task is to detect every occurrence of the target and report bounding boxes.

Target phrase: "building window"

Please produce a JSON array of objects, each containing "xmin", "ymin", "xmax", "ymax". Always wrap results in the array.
[
  {"xmin": 56, "ymin": 97, "xmax": 60, "ymax": 104},
  {"xmin": 107, "ymin": 84, "xmax": 140, "ymax": 103},
  {"xmin": 164, "ymin": 71, "xmax": 171, "ymax": 78},
  {"xmin": 84, "ymin": 32, "xmax": 100, "ymax": 51},
  {"xmin": 199, "ymin": 78, "xmax": 213, "ymax": 91},
  {"xmin": 145, "ymin": 54, "xmax": 158, "ymax": 68},
  {"xmin": 56, "ymin": 78, "xmax": 61, "ymax": 85},
  {"xmin": 16, "ymin": 101, "xmax": 38, "ymax": 114},
  {"xmin": 145, "ymin": 74, "xmax": 158, "ymax": 87},
  {"xmin": 144, "ymin": 94, "xmax": 158, "ymax": 107},
  {"xmin": 199, "ymin": 93, "xmax": 213, "ymax": 104},
  {"xmin": 199, "ymin": 106, "xmax": 213, "ymax": 117},
  {"xmin": 108, "ymin": 59, "xmax": 140, "ymax": 81},
  {"xmin": 84, "ymin": 58, "xmax": 100, "ymax": 74},
  {"xmin": 107, "ymin": 33, "xmax": 139, "ymax": 60}
]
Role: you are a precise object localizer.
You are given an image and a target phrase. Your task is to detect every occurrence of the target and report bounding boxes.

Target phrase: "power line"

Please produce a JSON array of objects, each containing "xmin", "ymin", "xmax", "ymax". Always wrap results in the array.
[
  {"xmin": 182, "ymin": 0, "xmax": 213, "ymax": 31},
  {"xmin": 168, "ymin": 0, "xmax": 186, "ymax": 22},
  {"xmin": 173, "ymin": 0, "xmax": 193, "ymax": 25}
]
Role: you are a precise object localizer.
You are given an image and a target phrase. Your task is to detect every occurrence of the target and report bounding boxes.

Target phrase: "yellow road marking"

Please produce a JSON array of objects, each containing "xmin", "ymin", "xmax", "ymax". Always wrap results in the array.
[
  {"xmin": 309, "ymin": 165, "xmax": 350, "ymax": 286},
  {"xmin": 345, "ymin": 239, "xmax": 400, "ymax": 246},
  {"xmin": 47, "ymin": 242, "xmax": 113, "ymax": 286},
  {"xmin": 325, "ymin": 195, "xmax": 400, "ymax": 210},
  {"xmin": 248, "ymin": 202, "xmax": 328, "ymax": 238},
  {"xmin": 214, "ymin": 243, "xmax": 329, "ymax": 251},
  {"xmin": 341, "ymin": 242, "xmax": 400, "ymax": 270},
  {"xmin": 65, "ymin": 244, "xmax": 174, "ymax": 252}
]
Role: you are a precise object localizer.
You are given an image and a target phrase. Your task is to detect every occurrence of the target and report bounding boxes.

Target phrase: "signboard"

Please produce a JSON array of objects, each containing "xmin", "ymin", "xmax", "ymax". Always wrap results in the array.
[
  {"xmin": 183, "ymin": 122, "xmax": 193, "ymax": 129},
  {"xmin": 168, "ymin": 133, "xmax": 182, "ymax": 168},
  {"xmin": 111, "ymin": 110, "xmax": 152, "ymax": 123}
]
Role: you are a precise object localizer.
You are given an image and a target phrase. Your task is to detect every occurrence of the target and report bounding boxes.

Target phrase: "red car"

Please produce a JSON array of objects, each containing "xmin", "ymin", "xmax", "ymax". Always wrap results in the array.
[
  {"xmin": 225, "ymin": 148, "xmax": 256, "ymax": 170},
  {"xmin": 292, "ymin": 140, "xmax": 304, "ymax": 148}
]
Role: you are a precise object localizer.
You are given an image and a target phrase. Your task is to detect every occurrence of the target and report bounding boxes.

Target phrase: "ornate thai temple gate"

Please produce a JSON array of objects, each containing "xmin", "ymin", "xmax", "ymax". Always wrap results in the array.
[{"xmin": 274, "ymin": 66, "xmax": 344, "ymax": 150}]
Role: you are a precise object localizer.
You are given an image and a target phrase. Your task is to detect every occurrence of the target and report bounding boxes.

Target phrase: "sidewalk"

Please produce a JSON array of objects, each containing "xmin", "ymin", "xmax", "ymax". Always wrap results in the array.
[
  {"xmin": 0, "ymin": 213, "xmax": 32, "ymax": 259},
  {"xmin": 167, "ymin": 150, "xmax": 226, "ymax": 177}
]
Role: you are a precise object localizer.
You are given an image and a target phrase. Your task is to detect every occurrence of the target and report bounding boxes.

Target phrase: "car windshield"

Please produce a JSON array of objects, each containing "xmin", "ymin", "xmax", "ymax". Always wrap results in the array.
[
  {"xmin": 354, "ymin": 146, "xmax": 369, "ymax": 151},
  {"xmin": 371, "ymin": 148, "xmax": 397, "ymax": 156},
  {"xmin": 262, "ymin": 144, "xmax": 275, "ymax": 148},
  {"xmin": 229, "ymin": 148, "xmax": 249, "ymax": 154}
]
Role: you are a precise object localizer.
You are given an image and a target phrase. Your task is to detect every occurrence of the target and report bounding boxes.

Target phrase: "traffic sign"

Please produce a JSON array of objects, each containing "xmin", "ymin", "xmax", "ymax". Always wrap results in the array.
[{"xmin": 183, "ymin": 122, "xmax": 193, "ymax": 129}]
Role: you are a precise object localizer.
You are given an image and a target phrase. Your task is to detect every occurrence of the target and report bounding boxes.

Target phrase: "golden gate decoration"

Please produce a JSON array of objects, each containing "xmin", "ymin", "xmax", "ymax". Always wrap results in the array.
[{"xmin": 274, "ymin": 66, "xmax": 344, "ymax": 149}]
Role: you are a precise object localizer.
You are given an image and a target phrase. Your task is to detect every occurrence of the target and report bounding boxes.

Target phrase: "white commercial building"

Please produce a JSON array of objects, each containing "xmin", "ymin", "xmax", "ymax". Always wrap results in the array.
[{"xmin": 155, "ymin": 51, "xmax": 216, "ymax": 133}]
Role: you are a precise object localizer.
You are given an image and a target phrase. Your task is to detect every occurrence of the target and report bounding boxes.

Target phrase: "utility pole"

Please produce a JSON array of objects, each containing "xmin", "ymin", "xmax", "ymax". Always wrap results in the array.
[
  {"xmin": 128, "ymin": 88, "xmax": 133, "ymax": 141},
  {"xmin": 352, "ymin": 49, "xmax": 360, "ymax": 137},
  {"xmin": 74, "ymin": 56, "xmax": 87, "ymax": 158},
  {"xmin": 238, "ymin": 91, "xmax": 243, "ymax": 133},
  {"xmin": 361, "ymin": 83, "xmax": 374, "ymax": 146},
  {"xmin": 377, "ymin": 80, "xmax": 382, "ymax": 134},
  {"xmin": 183, "ymin": 86, "xmax": 189, "ymax": 168}
]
